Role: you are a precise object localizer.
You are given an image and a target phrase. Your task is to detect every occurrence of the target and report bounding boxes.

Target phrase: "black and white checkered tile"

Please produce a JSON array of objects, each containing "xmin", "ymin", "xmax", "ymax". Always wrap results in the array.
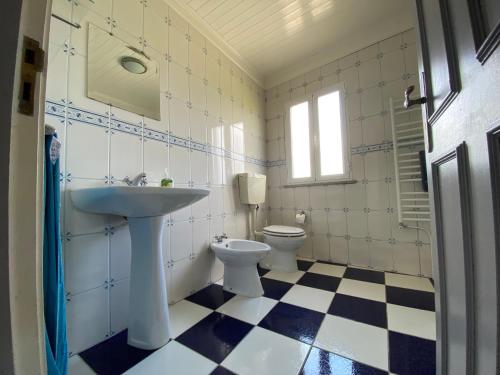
[{"xmin": 70, "ymin": 259, "xmax": 436, "ymax": 375}]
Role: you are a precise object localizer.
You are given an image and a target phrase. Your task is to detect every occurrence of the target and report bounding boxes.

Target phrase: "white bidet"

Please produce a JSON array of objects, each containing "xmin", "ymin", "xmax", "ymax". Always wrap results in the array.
[{"xmin": 211, "ymin": 239, "xmax": 271, "ymax": 297}]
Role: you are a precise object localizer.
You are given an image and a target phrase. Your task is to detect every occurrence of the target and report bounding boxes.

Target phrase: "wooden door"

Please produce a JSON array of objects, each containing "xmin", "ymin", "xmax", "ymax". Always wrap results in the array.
[{"xmin": 410, "ymin": 0, "xmax": 500, "ymax": 374}]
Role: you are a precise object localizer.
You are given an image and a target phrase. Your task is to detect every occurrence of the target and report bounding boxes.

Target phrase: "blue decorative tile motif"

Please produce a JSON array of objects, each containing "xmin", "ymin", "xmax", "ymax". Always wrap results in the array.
[
  {"xmin": 44, "ymin": 100, "xmax": 267, "ymax": 167},
  {"xmin": 67, "ymin": 106, "xmax": 108, "ymax": 128}
]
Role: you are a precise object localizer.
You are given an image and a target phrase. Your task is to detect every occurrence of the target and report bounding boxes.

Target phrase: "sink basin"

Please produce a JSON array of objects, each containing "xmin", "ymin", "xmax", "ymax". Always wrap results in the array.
[
  {"xmin": 71, "ymin": 186, "xmax": 209, "ymax": 217},
  {"xmin": 70, "ymin": 185, "xmax": 209, "ymax": 350}
]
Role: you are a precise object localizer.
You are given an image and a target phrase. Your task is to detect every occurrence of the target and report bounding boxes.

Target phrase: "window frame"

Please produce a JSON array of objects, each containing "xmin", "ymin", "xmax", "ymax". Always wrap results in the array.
[
  {"xmin": 284, "ymin": 95, "xmax": 316, "ymax": 185},
  {"xmin": 284, "ymin": 82, "xmax": 351, "ymax": 186}
]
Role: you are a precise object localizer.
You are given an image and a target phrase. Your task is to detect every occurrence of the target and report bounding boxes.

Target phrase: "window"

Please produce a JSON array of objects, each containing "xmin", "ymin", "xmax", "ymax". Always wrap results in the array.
[{"xmin": 284, "ymin": 83, "xmax": 350, "ymax": 185}]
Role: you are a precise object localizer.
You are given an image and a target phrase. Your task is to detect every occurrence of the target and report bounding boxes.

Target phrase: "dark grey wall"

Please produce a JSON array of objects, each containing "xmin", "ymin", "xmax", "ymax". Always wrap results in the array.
[{"xmin": 0, "ymin": 0, "xmax": 22, "ymax": 374}]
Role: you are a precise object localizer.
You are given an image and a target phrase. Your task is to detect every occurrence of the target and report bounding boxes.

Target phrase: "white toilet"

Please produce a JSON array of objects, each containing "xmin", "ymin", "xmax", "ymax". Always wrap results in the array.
[
  {"xmin": 211, "ymin": 239, "xmax": 271, "ymax": 297},
  {"xmin": 261, "ymin": 225, "xmax": 306, "ymax": 272}
]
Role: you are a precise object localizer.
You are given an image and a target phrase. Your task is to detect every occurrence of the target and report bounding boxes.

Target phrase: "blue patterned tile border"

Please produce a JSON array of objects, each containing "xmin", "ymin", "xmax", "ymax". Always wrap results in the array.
[
  {"xmin": 67, "ymin": 105, "xmax": 109, "ymax": 128},
  {"xmin": 110, "ymin": 117, "xmax": 142, "ymax": 135},
  {"xmin": 45, "ymin": 100, "xmax": 267, "ymax": 167},
  {"xmin": 266, "ymin": 142, "xmax": 394, "ymax": 168},
  {"xmin": 267, "ymin": 159, "xmax": 287, "ymax": 167},
  {"xmin": 46, "ymin": 101, "xmax": 389, "ymax": 168},
  {"xmin": 351, "ymin": 142, "xmax": 393, "ymax": 155},
  {"xmin": 45, "ymin": 100, "xmax": 66, "ymax": 118},
  {"xmin": 143, "ymin": 128, "xmax": 169, "ymax": 142}
]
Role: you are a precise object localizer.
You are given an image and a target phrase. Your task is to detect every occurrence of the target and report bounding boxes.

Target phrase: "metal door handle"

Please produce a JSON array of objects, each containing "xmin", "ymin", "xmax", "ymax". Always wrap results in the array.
[{"xmin": 404, "ymin": 85, "xmax": 427, "ymax": 109}]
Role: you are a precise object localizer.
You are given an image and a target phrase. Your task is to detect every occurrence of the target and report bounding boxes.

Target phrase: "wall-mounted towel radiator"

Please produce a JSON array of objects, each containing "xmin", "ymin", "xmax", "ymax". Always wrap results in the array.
[{"xmin": 389, "ymin": 98, "xmax": 430, "ymax": 225}]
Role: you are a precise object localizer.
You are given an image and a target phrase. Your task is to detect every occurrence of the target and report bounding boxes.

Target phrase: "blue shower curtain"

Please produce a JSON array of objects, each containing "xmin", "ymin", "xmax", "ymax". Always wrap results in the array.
[{"xmin": 44, "ymin": 133, "xmax": 68, "ymax": 375}]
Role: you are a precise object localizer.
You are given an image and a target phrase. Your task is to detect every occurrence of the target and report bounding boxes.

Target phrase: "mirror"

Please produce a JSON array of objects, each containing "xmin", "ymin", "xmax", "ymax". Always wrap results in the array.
[{"xmin": 87, "ymin": 24, "xmax": 161, "ymax": 120}]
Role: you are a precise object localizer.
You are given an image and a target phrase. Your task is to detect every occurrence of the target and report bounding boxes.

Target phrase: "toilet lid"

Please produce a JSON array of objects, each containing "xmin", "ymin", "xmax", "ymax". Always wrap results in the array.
[{"xmin": 263, "ymin": 225, "xmax": 305, "ymax": 237}]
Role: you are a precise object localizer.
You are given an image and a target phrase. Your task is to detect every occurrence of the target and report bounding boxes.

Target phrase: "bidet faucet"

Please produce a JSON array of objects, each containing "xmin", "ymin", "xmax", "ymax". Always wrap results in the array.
[
  {"xmin": 123, "ymin": 173, "xmax": 147, "ymax": 186},
  {"xmin": 214, "ymin": 233, "xmax": 228, "ymax": 243}
]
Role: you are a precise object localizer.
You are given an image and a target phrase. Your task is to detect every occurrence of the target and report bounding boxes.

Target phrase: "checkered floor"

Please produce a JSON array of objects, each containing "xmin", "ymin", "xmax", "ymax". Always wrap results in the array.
[{"xmin": 71, "ymin": 259, "xmax": 436, "ymax": 375}]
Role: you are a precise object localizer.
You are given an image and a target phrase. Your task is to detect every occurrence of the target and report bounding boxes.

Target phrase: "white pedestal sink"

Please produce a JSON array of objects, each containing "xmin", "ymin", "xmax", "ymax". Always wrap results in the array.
[{"xmin": 71, "ymin": 186, "xmax": 209, "ymax": 350}]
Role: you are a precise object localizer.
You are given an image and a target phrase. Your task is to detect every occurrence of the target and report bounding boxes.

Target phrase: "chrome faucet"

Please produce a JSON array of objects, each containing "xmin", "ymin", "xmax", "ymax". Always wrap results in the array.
[
  {"xmin": 214, "ymin": 233, "xmax": 228, "ymax": 243},
  {"xmin": 123, "ymin": 173, "xmax": 147, "ymax": 186}
]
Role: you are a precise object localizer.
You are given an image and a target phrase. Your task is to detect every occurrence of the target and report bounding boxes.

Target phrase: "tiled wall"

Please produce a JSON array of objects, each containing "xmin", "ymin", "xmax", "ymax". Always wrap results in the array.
[
  {"xmin": 46, "ymin": 0, "xmax": 267, "ymax": 355},
  {"xmin": 264, "ymin": 29, "xmax": 432, "ymax": 279}
]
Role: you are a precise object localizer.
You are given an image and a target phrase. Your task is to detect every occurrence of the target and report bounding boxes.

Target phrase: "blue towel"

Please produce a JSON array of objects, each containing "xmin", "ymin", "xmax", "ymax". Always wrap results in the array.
[{"xmin": 44, "ymin": 134, "xmax": 68, "ymax": 375}]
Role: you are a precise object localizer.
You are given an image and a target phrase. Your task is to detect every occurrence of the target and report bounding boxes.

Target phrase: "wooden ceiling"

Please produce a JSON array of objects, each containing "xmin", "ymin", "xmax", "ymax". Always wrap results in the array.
[{"xmin": 171, "ymin": 0, "xmax": 413, "ymax": 87}]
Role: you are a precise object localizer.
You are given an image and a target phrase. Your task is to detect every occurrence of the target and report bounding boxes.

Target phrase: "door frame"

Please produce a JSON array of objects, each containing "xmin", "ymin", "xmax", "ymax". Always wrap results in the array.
[
  {"xmin": 2, "ymin": 0, "xmax": 52, "ymax": 374},
  {"xmin": 0, "ymin": 1, "xmax": 23, "ymax": 374}
]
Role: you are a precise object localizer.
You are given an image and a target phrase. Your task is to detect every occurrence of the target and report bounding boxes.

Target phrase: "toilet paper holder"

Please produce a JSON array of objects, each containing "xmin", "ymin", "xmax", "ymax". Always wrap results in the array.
[{"xmin": 295, "ymin": 210, "xmax": 306, "ymax": 225}]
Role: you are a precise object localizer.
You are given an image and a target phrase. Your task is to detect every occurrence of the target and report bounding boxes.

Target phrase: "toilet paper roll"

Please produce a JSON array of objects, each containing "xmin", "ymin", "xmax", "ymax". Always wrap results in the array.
[{"xmin": 295, "ymin": 212, "xmax": 306, "ymax": 225}]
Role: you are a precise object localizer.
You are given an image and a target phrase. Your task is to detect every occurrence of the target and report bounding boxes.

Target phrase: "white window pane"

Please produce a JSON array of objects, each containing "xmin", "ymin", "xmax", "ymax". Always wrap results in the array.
[
  {"xmin": 290, "ymin": 101, "xmax": 311, "ymax": 179},
  {"xmin": 318, "ymin": 91, "xmax": 344, "ymax": 176}
]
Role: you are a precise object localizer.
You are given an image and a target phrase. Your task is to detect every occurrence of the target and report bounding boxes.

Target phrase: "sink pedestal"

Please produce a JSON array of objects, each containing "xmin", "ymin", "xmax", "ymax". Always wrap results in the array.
[{"xmin": 127, "ymin": 216, "xmax": 170, "ymax": 350}]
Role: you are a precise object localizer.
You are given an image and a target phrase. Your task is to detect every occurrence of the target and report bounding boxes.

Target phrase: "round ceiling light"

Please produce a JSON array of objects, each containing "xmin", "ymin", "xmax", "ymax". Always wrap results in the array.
[{"xmin": 120, "ymin": 56, "xmax": 147, "ymax": 74}]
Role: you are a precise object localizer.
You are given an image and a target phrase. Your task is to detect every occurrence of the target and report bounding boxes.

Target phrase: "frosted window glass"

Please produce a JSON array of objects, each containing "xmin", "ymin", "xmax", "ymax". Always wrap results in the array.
[
  {"xmin": 318, "ymin": 91, "xmax": 344, "ymax": 176},
  {"xmin": 290, "ymin": 101, "xmax": 311, "ymax": 179}
]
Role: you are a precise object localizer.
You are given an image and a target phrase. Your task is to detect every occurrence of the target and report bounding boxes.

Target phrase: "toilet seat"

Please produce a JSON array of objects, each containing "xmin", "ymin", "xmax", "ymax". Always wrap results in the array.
[{"xmin": 263, "ymin": 225, "xmax": 305, "ymax": 238}]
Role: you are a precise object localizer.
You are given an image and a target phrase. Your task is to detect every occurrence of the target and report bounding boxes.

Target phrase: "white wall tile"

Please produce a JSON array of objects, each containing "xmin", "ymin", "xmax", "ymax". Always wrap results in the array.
[
  {"xmin": 110, "ymin": 279, "xmax": 130, "ymax": 335},
  {"xmin": 393, "ymin": 242, "xmax": 421, "ymax": 275},
  {"xmin": 169, "ymin": 97, "xmax": 190, "ymax": 139},
  {"xmin": 64, "ymin": 233, "xmax": 109, "ymax": 294},
  {"xmin": 358, "ymin": 59, "xmax": 381, "ymax": 88},
  {"xmin": 110, "ymin": 131, "xmax": 143, "ymax": 181},
  {"xmin": 328, "ymin": 210, "xmax": 347, "ymax": 236},
  {"xmin": 311, "ymin": 210, "xmax": 328, "ymax": 234},
  {"xmin": 144, "ymin": 139, "xmax": 169, "ymax": 182},
  {"xmin": 109, "ymin": 225, "xmax": 132, "ymax": 281},
  {"xmin": 330, "ymin": 236, "xmax": 349, "ymax": 264},
  {"xmin": 144, "ymin": 6, "xmax": 168, "ymax": 54},
  {"xmin": 348, "ymin": 238, "xmax": 370, "ymax": 267},
  {"xmin": 191, "ymin": 151, "xmax": 208, "ymax": 185},
  {"xmin": 170, "ymin": 145, "xmax": 191, "ymax": 184},
  {"xmin": 66, "ymin": 123, "xmax": 108, "ymax": 179},
  {"xmin": 312, "ymin": 234, "xmax": 330, "ymax": 261},
  {"xmin": 347, "ymin": 210, "xmax": 368, "ymax": 238},
  {"xmin": 113, "ymin": 0, "xmax": 143, "ymax": 38},
  {"xmin": 367, "ymin": 211, "xmax": 390, "ymax": 240},
  {"xmin": 66, "ymin": 287, "xmax": 109, "ymax": 354},
  {"xmin": 192, "ymin": 220, "xmax": 210, "ymax": 254},
  {"xmin": 370, "ymin": 241, "xmax": 394, "ymax": 271},
  {"xmin": 170, "ymin": 221, "xmax": 193, "ymax": 261},
  {"xmin": 345, "ymin": 184, "xmax": 365, "ymax": 210}
]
